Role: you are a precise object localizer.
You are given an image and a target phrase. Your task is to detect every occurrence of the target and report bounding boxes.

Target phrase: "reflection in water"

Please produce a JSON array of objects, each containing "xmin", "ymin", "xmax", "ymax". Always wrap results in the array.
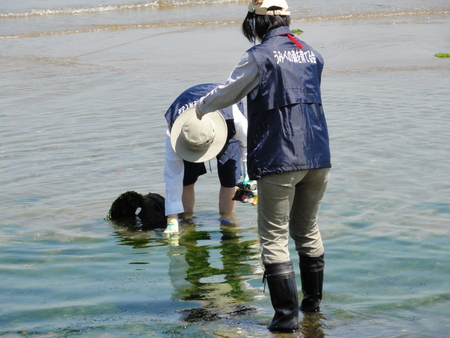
[
  {"xmin": 300, "ymin": 312, "xmax": 325, "ymax": 338},
  {"xmin": 111, "ymin": 215, "xmax": 327, "ymax": 333},
  {"xmin": 169, "ymin": 217, "xmax": 261, "ymax": 321},
  {"xmin": 112, "ymin": 214, "xmax": 261, "ymax": 322}
]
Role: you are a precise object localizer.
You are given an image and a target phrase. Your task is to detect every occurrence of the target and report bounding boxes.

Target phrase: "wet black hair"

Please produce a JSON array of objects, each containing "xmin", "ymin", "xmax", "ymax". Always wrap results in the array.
[{"xmin": 242, "ymin": 7, "xmax": 291, "ymax": 43}]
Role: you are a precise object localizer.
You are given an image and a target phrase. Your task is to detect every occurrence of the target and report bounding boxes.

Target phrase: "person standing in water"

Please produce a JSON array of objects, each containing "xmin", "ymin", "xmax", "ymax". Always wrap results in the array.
[{"xmin": 195, "ymin": 0, "xmax": 331, "ymax": 332}]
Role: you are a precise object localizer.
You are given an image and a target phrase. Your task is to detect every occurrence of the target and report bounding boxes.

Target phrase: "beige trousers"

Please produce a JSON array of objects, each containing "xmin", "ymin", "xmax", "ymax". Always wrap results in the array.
[{"xmin": 257, "ymin": 168, "xmax": 330, "ymax": 265}]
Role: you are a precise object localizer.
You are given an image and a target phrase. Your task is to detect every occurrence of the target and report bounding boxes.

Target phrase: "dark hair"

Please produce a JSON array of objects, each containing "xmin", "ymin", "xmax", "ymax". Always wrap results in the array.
[{"xmin": 242, "ymin": 8, "xmax": 291, "ymax": 43}]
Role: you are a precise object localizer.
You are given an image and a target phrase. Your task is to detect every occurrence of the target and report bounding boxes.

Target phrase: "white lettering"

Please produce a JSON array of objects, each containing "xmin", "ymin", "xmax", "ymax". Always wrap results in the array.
[
  {"xmin": 177, "ymin": 100, "xmax": 197, "ymax": 115},
  {"xmin": 273, "ymin": 50, "xmax": 317, "ymax": 64}
]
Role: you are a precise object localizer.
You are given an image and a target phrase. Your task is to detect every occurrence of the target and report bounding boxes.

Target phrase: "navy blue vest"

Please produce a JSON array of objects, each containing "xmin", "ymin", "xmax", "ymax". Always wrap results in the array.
[
  {"xmin": 246, "ymin": 27, "xmax": 331, "ymax": 179},
  {"xmin": 165, "ymin": 83, "xmax": 242, "ymax": 164}
]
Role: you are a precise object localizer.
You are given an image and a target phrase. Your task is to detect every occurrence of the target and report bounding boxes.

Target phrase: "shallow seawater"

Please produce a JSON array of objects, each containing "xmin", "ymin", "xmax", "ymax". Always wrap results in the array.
[{"xmin": 1, "ymin": 1, "xmax": 450, "ymax": 337}]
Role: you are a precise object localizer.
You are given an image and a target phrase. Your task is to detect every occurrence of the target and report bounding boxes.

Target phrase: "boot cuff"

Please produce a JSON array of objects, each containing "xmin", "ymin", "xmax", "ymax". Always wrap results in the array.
[{"xmin": 264, "ymin": 261, "xmax": 295, "ymax": 278}]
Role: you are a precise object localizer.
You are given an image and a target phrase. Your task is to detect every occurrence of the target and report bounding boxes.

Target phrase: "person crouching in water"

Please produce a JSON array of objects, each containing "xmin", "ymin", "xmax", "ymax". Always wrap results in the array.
[{"xmin": 195, "ymin": 0, "xmax": 331, "ymax": 333}]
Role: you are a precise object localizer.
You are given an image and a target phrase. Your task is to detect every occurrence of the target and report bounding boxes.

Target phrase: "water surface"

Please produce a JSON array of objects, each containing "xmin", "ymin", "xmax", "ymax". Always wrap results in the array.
[{"xmin": 1, "ymin": 1, "xmax": 450, "ymax": 337}]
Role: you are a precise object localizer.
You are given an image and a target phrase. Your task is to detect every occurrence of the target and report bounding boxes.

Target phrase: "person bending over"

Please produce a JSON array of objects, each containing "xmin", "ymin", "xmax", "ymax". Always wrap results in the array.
[{"xmin": 164, "ymin": 83, "xmax": 247, "ymax": 234}]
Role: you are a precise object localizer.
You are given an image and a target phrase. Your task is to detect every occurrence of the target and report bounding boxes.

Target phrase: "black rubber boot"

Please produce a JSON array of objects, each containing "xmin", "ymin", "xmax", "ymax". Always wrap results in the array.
[
  {"xmin": 264, "ymin": 261, "xmax": 299, "ymax": 333},
  {"xmin": 299, "ymin": 254, "xmax": 324, "ymax": 312}
]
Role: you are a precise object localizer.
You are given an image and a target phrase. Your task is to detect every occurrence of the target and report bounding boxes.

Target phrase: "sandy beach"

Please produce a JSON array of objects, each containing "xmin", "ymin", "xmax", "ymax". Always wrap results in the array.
[{"xmin": 3, "ymin": 12, "xmax": 449, "ymax": 88}]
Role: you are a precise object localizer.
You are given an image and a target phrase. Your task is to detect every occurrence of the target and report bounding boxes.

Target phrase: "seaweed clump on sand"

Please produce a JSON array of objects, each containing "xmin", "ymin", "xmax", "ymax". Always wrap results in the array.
[{"xmin": 106, "ymin": 191, "xmax": 166, "ymax": 230}]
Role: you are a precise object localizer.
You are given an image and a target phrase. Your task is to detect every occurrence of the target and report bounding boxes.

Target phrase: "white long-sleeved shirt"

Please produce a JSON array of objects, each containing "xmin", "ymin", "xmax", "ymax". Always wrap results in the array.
[{"xmin": 164, "ymin": 104, "xmax": 248, "ymax": 216}]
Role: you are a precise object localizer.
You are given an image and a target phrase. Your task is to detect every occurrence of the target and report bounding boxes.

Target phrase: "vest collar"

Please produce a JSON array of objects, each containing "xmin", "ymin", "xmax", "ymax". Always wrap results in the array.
[{"xmin": 263, "ymin": 26, "xmax": 292, "ymax": 41}]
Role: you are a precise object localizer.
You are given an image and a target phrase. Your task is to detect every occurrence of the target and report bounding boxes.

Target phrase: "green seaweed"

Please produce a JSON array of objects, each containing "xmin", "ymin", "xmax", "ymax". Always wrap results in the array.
[
  {"xmin": 292, "ymin": 29, "xmax": 304, "ymax": 35},
  {"xmin": 106, "ymin": 190, "xmax": 166, "ymax": 229},
  {"xmin": 435, "ymin": 53, "xmax": 450, "ymax": 58}
]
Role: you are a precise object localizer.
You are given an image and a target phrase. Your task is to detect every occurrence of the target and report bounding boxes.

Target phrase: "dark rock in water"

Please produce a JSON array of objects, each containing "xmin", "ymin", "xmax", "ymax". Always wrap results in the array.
[
  {"xmin": 106, "ymin": 191, "xmax": 166, "ymax": 230},
  {"xmin": 179, "ymin": 305, "xmax": 257, "ymax": 323}
]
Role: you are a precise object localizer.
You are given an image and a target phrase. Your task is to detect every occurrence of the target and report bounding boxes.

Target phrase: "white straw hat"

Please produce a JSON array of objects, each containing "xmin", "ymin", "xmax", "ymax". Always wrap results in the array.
[
  {"xmin": 248, "ymin": 0, "xmax": 290, "ymax": 15},
  {"xmin": 170, "ymin": 107, "xmax": 227, "ymax": 163}
]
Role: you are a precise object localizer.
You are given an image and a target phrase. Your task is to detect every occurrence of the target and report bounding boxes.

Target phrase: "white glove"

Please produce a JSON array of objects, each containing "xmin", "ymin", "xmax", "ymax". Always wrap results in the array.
[{"xmin": 164, "ymin": 217, "xmax": 179, "ymax": 235}]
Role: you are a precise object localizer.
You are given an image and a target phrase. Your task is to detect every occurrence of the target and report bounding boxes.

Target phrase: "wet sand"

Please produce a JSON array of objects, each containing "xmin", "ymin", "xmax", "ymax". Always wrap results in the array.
[{"xmin": 3, "ymin": 13, "xmax": 449, "ymax": 77}]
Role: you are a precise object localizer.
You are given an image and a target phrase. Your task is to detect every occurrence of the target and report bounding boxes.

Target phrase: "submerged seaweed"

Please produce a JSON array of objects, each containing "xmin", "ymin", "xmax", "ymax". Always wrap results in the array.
[{"xmin": 179, "ymin": 305, "xmax": 258, "ymax": 323}]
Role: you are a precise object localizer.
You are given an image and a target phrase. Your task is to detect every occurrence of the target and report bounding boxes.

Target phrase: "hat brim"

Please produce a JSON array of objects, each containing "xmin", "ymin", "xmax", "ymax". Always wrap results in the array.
[{"xmin": 170, "ymin": 107, "xmax": 227, "ymax": 163}]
